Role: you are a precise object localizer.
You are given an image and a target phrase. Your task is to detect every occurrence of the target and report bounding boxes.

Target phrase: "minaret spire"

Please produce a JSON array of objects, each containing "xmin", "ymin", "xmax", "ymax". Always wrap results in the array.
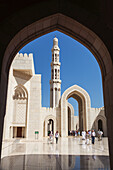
[{"xmin": 50, "ymin": 37, "xmax": 61, "ymax": 108}]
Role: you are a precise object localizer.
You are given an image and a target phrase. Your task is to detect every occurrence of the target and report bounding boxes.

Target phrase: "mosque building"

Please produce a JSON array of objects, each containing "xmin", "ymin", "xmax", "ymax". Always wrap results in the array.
[{"xmin": 3, "ymin": 37, "xmax": 107, "ymax": 140}]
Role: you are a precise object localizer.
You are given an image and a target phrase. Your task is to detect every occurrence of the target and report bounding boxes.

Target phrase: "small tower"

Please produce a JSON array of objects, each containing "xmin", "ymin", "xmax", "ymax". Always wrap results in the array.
[{"xmin": 50, "ymin": 37, "xmax": 61, "ymax": 108}]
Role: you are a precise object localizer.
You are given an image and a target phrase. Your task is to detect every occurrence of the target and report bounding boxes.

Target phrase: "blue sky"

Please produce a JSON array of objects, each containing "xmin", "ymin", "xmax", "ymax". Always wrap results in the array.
[{"xmin": 19, "ymin": 31, "xmax": 104, "ymax": 115}]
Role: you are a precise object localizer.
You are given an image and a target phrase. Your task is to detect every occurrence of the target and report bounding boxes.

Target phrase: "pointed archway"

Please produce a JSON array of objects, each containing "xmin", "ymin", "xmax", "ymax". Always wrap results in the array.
[
  {"xmin": 61, "ymin": 84, "xmax": 91, "ymax": 137},
  {"xmin": 44, "ymin": 115, "xmax": 57, "ymax": 137}
]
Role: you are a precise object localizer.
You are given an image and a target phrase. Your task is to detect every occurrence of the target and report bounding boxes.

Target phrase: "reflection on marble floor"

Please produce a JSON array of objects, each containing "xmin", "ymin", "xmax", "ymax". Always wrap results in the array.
[
  {"xmin": 1, "ymin": 154, "xmax": 110, "ymax": 170},
  {"xmin": 1, "ymin": 137, "xmax": 110, "ymax": 170}
]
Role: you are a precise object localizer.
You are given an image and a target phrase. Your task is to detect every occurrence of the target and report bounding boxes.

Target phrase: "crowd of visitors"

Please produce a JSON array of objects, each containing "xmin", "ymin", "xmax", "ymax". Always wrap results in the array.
[
  {"xmin": 48, "ymin": 129, "xmax": 103, "ymax": 145},
  {"xmin": 68, "ymin": 129, "xmax": 103, "ymax": 144}
]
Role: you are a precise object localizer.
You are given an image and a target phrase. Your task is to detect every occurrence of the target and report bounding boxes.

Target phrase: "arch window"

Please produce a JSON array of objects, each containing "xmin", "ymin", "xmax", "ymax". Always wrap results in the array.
[
  {"xmin": 48, "ymin": 119, "xmax": 54, "ymax": 135},
  {"xmin": 13, "ymin": 85, "xmax": 27, "ymax": 100},
  {"xmin": 55, "ymin": 54, "xmax": 57, "ymax": 62},
  {"xmin": 98, "ymin": 119, "xmax": 103, "ymax": 131},
  {"xmin": 55, "ymin": 69, "xmax": 57, "ymax": 79},
  {"xmin": 57, "ymin": 54, "xmax": 59, "ymax": 62},
  {"xmin": 52, "ymin": 69, "xmax": 54, "ymax": 79},
  {"xmin": 58, "ymin": 69, "xmax": 60, "ymax": 79}
]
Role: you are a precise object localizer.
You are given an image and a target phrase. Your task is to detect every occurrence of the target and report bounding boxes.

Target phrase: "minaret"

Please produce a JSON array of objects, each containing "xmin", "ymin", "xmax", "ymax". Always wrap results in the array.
[{"xmin": 50, "ymin": 37, "xmax": 61, "ymax": 108}]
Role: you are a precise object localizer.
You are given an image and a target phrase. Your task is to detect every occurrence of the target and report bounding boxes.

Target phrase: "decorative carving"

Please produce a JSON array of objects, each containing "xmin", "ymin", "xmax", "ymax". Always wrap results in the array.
[{"xmin": 13, "ymin": 85, "xmax": 28, "ymax": 100}]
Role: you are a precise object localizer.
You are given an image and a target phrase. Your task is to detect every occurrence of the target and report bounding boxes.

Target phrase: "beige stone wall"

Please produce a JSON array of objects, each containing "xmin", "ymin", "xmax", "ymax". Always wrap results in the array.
[
  {"xmin": 3, "ymin": 53, "xmax": 35, "ymax": 139},
  {"xmin": 91, "ymin": 107, "xmax": 107, "ymax": 136},
  {"xmin": 26, "ymin": 75, "xmax": 42, "ymax": 139}
]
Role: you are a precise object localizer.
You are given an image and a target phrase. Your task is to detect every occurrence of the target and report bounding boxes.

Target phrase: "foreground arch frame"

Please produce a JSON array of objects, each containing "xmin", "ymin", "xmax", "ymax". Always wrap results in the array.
[{"xmin": 0, "ymin": 13, "xmax": 113, "ymax": 168}]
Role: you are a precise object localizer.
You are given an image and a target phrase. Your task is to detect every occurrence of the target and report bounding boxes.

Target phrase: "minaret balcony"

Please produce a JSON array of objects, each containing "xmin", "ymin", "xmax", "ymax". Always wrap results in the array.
[
  {"xmin": 51, "ymin": 62, "xmax": 61, "ymax": 66},
  {"xmin": 50, "ymin": 79, "xmax": 61, "ymax": 84},
  {"xmin": 51, "ymin": 47, "xmax": 60, "ymax": 51}
]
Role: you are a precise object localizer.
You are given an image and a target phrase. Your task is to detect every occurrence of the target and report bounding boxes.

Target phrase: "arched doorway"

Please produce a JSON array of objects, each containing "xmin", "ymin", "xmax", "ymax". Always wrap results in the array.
[
  {"xmin": 61, "ymin": 84, "xmax": 91, "ymax": 137},
  {"xmin": 98, "ymin": 119, "xmax": 103, "ymax": 131},
  {"xmin": 0, "ymin": 13, "xmax": 113, "ymax": 168},
  {"xmin": 44, "ymin": 115, "xmax": 57, "ymax": 137},
  {"xmin": 67, "ymin": 102, "xmax": 74, "ymax": 135},
  {"xmin": 48, "ymin": 119, "xmax": 54, "ymax": 136},
  {"xmin": 68, "ymin": 107, "xmax": 71, "ymax": 134}
]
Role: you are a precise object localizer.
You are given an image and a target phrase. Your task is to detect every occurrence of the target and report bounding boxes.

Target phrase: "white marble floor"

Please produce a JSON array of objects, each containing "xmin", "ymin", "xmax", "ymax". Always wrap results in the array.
[
  {"xmin": 1, "ymin": 137, "xmax": 110, "ymax": 170},
  {"xmin": 1, "ymin": 137, "xmax": 109, "ymax": 158}
]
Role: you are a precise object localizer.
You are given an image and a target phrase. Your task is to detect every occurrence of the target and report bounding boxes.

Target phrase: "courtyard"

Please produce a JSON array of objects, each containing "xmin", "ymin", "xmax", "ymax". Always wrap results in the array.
[{"xmin": 1, "ymin": 137, "xmax": 110, "ymax": 170}]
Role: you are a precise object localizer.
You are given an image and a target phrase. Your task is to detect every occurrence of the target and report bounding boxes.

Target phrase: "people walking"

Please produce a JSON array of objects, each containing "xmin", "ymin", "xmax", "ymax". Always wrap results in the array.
[
  {"xmin": 86, "ymin": 131, "xmax": 89, "ymax": 144},
  {"xmin": 82, "ymin": 130, "xmax": 86, "ymax": 140},
  {"xmin": 91, "ymin": 130, "xmax": 96, "ymax": 144},
  {"xmin": 98, "ymin": 129, "xmax": 103, "ymax": 141},
  {"xmin": 49, "ymin": 131, "xmax": 53, "ymax": 144},
  {"xmin": 75, "ymin": 130, "xmax": 77, "ymax": 137},
  {"xmin": 78, "ymin": 131, "xmax": 80, "ymax": 137},
  {"xmin": 88, "ymin": 130, "xmax": 91, "ymax": 140},
  {"xmin": 55, "ymin": 131, "xmax": 59, "ymax": 144}
]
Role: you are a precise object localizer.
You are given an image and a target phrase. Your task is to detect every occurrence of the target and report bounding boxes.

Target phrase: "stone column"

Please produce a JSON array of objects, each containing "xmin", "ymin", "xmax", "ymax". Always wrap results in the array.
[
  {"xmin": 22, "ymin": 127, "xmax": 24, "ymax": 138},
  {"xmin": 45, "ymin": 120, "xmax": 48, "ymax": 137},
  {"xmin": 104, "ymin": 68, "xmax": 113, "ymax": 170},
  {"xmin": 71, "ymin": 114, "xmax": 74, "ymax": 130},
  {"xmin": 61, "ymin": 100, "xmax": 68, "ymax": 137},
  {"xmin": 14, "ymin": 127, "xmax": 17, "ymax": 138},
  {"xmin": 10, "ymin": 126, "xmax": 13, "ymax": 138},
  {"xmin": 54, "ymin": 120, "xmax": 56, "ymax": 135}
]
